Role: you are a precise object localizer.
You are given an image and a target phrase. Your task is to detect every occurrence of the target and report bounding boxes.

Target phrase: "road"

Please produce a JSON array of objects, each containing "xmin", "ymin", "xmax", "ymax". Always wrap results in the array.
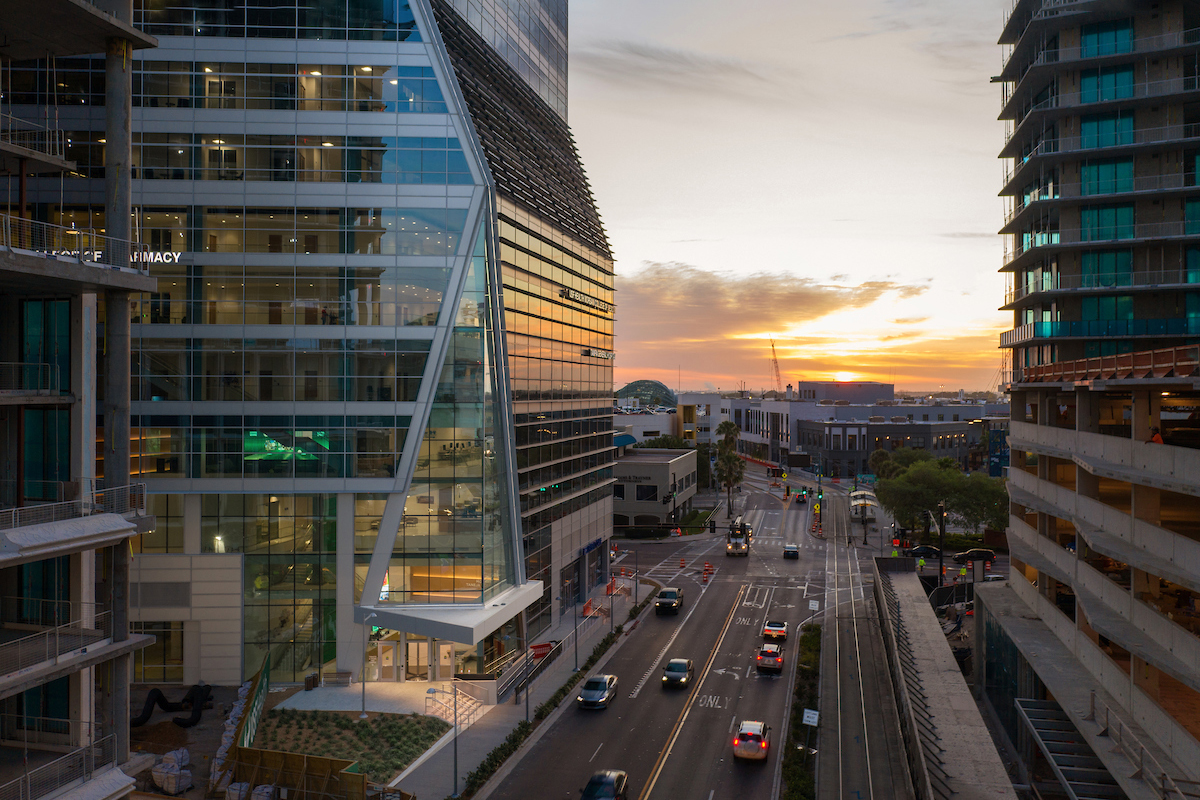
[{"xmin": 490, "ymin": 470, "xmax": 829, "ymax": 800}]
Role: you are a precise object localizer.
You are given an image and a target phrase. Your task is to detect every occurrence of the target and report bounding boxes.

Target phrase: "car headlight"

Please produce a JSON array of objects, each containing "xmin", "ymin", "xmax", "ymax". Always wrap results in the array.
[
  {"xmin": 576, "ymin": 695, "xmax": 583, "ymax": 702},
  {"xmin": 662, "ymin": 676, "xmax": 668, "ymax": 681},
  {"xmin": 679, "ymin": 677, "xmax": 687, "ymax": 684}
]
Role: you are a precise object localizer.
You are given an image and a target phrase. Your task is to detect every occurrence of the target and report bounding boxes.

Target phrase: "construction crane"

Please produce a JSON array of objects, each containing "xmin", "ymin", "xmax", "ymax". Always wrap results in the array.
[{"xmin": 769, "ymin": 336, "xmax": 783, "ymax": 395}]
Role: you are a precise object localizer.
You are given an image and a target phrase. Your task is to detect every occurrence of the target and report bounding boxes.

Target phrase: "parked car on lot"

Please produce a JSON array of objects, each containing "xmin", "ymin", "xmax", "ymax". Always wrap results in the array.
[
  {"xmin": 982, "ymin": 573, "xmax": 1006, "ymax": 581},
  {"xmin": 581, "ymin": 770, "xmax": 629, "ymax": 799},
  {"xmin": 953, "ymin": 548, "xmax": 996, "ymax": 564},
  {"xmin": 756, "ymin": 642, "xmax": 784, "ymax": 673},
  {"xmin": 576, "ymin": 674, "xmax": 618, "ymax": 709},
  {"xmin": 655, "ymin": 587, "xmax": 684, "ymax": 614},
  {"xmin": 783, "ymin": 544, "xmax": 800, "ymax": 559},
  {"xmin": 732, "ymin": 720, "xmax": 771, "ymax": 760},
  {"xmin": 661, "ymin": 658, "xmax": 694, "ymax": 687},
  {"xmin": 762, "ymin": 619, "xmax": 789, "ymax": 640}
]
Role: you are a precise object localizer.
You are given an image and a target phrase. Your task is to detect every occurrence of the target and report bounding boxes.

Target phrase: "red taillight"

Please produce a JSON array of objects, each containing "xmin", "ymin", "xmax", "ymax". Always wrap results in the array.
[
  {"xmin": 761, "ymin": 741, "xmax": 768, "ymax": 749},
  {"xmin": 733, "ymin": 738, "xmax": 740, "ymax": 746},
  {"xmin": 756, "ymin": 655, "xmax": 762, "ymax": 660}
]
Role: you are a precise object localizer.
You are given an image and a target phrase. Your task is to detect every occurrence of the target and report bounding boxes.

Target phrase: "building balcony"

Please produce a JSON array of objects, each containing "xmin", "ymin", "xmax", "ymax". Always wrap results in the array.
[
  {"xmin": 0, "ymin": 729, "xmax": 117, "ymax": 800},
  {"xmin": 999, "ymin": 26, "xmax": 1200, "ymax": 92},
  {"xmin": 1002, "ymin": 267, "xmax": 1200, "ymax": 308},
  {"xmin": 0, "ymin": 214, "xmax": 156, "ymax": 295},
  {"xmin": 0, "ymin": 598, "xmax": 110, "ymax": 678},
  {"xmin": 1002, "ymin": 77, "xmax": 1200, "ymax": 151},
  {"xmin": 1000, "ymin": 317, "xmax": 1200, "ymax": 348},
  {"xmin": 1001, "ymin": 172, "xmax": 1192, "ymax": 231},
  {"xmin": 1001, "ymin": 123, "xmax": 1200, "ymax": 193},
  {"xmin": 0, "ymin": 483, "xmax": 146, "ymax": 533},
  {"xmin": 0, "ymin": 363, "xmax": 64, "ymax": 401},
  {"xmin": 1003, "ymin": 220, "xmax": 1200, "ymax": 271},
  {"xmin": 0, "ymin": 0, "xmax": 156, "ymax": 62},
  {"xmin": 1000, "ymin": 0, "xmax": 1092, "ymax": 49},
  {"xmin": 0, "ymin": 121, "xmax": 72, "ymax": 176},
  {"xmin": 1008, "ymin": 344, "xmax": 1200, "ymax": 384}
]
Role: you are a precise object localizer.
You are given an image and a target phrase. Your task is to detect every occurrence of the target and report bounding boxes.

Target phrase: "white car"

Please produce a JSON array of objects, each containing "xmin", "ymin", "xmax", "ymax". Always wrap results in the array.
[
  {"xmin": 732, "ymin": 720, "xmax": 771, "ymax": 760},
  {"xmin": 762, "ymin": 620, "xmax": 788, "ymax": 640}
]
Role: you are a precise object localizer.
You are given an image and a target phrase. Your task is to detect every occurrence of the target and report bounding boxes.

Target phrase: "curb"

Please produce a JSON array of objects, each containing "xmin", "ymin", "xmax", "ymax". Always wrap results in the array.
[{"xmin": 471, "ymin": 596, "xmax": 661, "ymax": 800}]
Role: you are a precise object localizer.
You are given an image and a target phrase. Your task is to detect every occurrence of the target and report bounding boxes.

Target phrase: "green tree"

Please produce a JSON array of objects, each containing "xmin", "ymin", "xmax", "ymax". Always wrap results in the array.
[
  {"xmin": 875, "ymin": 455, "xmax": 1008, "ymax": 540},
  {"xmin": 715, "ymin": 420, "xmax": 740, "ymax": 453},
  {"xmin": 714, "ymin": 449, "xmax": 745, "ymax": 516}
]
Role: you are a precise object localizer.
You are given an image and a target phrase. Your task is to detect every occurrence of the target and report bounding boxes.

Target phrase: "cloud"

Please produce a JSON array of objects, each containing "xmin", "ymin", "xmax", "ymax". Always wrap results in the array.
[
  {"xmin": 939, "ymin": 232, "xmax": 996, "ymax": 239},
  {"xmin": 573, "ymin": 41, "xmax": 772, "ymax": 95},
  {"xmin": 616, "ymin": 261, "xmax": 929, "ymax": 346},
  {"xmin": 889, "ymin": 316, "xmax": 930, "ymax": 325}
]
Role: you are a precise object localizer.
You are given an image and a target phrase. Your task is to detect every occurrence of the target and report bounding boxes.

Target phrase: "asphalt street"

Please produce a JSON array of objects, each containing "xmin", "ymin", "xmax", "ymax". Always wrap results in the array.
[{"xmin": 490, "ymin": 470, "xmax": 829, "ymax": 800}]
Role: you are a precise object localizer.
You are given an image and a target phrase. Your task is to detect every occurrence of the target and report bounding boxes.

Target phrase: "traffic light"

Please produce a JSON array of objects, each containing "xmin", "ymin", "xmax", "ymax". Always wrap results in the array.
[
  {"xmin": 817, "ymin": 490, "xmax": 823, "ymax": 501},
  {"xmin": 785, "ymin": 487, "xmax": 790, "ymax": 498}
]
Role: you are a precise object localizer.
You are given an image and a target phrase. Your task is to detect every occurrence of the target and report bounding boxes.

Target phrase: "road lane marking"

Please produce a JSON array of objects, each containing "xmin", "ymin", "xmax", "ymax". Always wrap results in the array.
[
  {"xmin": 638, "ymin": 584, "xmax": 747, "ymax": 800},
  {"xmin": 589, "ymin": 743, "xmax": 603, "ymax": 763},
  {"xmin": 627, "ymin": 571, "xmax": 714, "ymax": 698}
]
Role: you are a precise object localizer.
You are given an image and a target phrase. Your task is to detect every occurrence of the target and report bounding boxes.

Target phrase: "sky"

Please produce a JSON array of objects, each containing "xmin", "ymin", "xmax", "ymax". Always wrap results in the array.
[{"xmin": 567, "ymin": 0, "xmax": 1012, "ymax": 393}]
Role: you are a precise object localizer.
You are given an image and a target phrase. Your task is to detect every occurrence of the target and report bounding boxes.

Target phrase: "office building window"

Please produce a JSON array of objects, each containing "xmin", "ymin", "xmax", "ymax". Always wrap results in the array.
[
  {"xmin": 1080, "ymin": 65, "xmax": 1134, "ymax": 103},
  {"xmin": 133, "ymin": 621, "xmax": 185, "ymax": 683},
  {"xmin": 1080, "ymin": 204, "xmax": 1133, "ymax": 241},
  {"xmin": 1080, "ymin": 113, "xmax": 1133, "ymax": 149},
  {"xmin": 1080, "ymin": 19, "xmax": 1133, "ymax": 57}
]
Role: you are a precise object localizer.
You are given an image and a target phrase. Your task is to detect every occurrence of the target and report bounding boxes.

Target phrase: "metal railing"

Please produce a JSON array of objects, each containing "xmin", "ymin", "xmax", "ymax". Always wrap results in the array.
[
  {"xmin": 0, "ymin": 364, "xmax": 60, "ymax": 395},
  {"xmin": 0, "ymin": 609, "xmax": 111, "ymax": 677},
  {"xmin": 1004, "ymin": 220, "xmax": 1200, "ymax": 268},
  {"xmin": 1000, "ymin": 317, "xmax": 1200, "ymax": 347},
  {"xmin": 0, "ymin": 481, "xmax": 74, "ymax": 510},
  {"xmin": 1006, "ymin": 77, "xmax": 1199, "ymax": 131},
  {"xmin": 0, "ymin": 482, "xmax": 146, "ymax": 531},
  {"xmin": 0, "ymin": 126, "xmax": 67, "ymax": 163},
  {"xmin": 0, "ymin": 597, "xmax": 101, "ymax": 629},
  {"xmin": 1003, "ymin": 28, "xmax": 1200, "ymax": 100},
  {"xmin": 423, "ymin": 684, "xmax": 485, "ymax": 732},
  {"xmin": 0, "ymin": 713, "xmax": 97, "ymax": 747},
  {"xmin": 0, "ymin": 214, "xmax": 149, "ymax": 273},
  {"xmin": 0, "ymin": 734, "xmax": 114, "ymax": 800},
  {"xmin": 1004, "ymin": 173, "xmax": 1194, "ymax": 226},
  {"xmin": 1007, "ymin": 344, "xmax": 1200, "ymax": 384},
  {"xmin": 1085, "ymin": 690, "xmax": 1189, "ymax": 800},
  {"xmin": 1003, "ymin": 123, "xmax": 1200, "ymax": 186},
  {"xmin": 1004, "ymin": 268, "xmax": 1200, "ymax": 305}
]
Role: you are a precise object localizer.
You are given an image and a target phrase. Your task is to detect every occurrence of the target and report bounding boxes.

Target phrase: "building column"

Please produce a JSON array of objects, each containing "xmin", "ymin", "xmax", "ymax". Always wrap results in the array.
[
  {"xmin": 70, "ymin": 293, "xmax": 97, "ymax": 498},
  {"xmin": 1131, "ymin": 390, "xmax": 1161, "ymax": 443},
  {"xmin": 112, "ymin": 543, "xmax": 130, "ymax": 761},
  {"xmin": 335, "ymin": 493, "xmax": 358, "ymax": 673},
  {"xmin": 104, "ymin": 292, "xmax": 131, "ymax": 488},
  {"xmin": 1075, "ymin": 387, "xmax": 1100, "ymax": 434}
]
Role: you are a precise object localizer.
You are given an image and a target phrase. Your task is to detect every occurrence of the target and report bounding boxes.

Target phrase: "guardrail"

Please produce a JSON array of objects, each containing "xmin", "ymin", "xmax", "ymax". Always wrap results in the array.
[
  {"xmin": 0, "ymin": 126, "xmax": 67, "ymax": 162},
  {"xmin": 0, "ymin": 482, "xmax": 146, "ymax": 531},
  {"xmin": 0, "ymin": 213, "xmax": 149, "ymax": 273},
  {"xmin": 0, "ymin": 734, "xmax": 115, "ymax": 800},
  {"xmin": 1085, "ymin": 690, "xmax": 1189, "ymax": 800},
  {"xmin": 0, "ymin": 363, "xmax": 60, "ymax": 394},
  {"xmin": 0, "ymin": 610, "xmax": 111, "ymax": 677}
]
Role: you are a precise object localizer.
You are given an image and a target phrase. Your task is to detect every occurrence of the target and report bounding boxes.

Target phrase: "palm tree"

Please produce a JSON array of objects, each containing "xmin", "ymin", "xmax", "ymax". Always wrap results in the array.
[
  {"xmin": 714, "ymin": 449, "xmax": 745, "ymax": 516},
  {"xmin": 715, "ymin": 420, "xmax": 740, "ymax": 454}
]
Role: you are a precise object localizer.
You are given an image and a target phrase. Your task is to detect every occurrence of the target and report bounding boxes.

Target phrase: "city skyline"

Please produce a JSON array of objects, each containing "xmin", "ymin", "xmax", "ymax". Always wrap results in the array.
[{"xmin": 570, "ymin": 0, "xmax": 1010, "ymax": 391}]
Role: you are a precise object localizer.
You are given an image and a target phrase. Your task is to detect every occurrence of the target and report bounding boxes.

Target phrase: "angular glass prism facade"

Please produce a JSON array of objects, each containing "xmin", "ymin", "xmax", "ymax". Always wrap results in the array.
[{"xmin": 6, "ymin": 0, "xmax": 612, "ymax": 683}]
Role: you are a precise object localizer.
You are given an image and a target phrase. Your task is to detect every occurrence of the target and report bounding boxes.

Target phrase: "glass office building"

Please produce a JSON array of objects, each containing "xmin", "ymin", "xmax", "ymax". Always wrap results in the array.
[{"xmin": 8, "ymin": 0, "xmax": 614, "ymax": 683}]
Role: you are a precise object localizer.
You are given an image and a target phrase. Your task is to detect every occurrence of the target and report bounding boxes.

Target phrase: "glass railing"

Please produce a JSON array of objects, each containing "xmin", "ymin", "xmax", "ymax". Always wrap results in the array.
[
  {"xmin": 1003, "ymin": 123, "xmax": 1200, "ymax": 186},
  {"xmin": 1004, "ymin": 173, "xmax": 1192, "ymax": 224},
  {"xmin": 1004, "ymin": 268, "xmax": 1200, "ymax": 304},
  {"xmin": 1001, "ymin": 317, "xmax": 1200, "ymax": 346},
  {"xmin": 1004, "ymin": 219, "xmax": 1200, "ymax": 266}
]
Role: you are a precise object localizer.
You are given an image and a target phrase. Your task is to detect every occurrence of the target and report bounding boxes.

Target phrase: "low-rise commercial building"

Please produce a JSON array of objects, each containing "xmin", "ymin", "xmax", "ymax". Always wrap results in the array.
[{"xmin": 613, "ymin": 449, "xmax": 697, "ymax": 531}]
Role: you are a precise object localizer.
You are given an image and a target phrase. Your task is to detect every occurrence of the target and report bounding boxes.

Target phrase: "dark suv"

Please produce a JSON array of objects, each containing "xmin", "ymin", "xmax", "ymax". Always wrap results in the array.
[
  {"xmin": 655, "ymin": 587, "xmax": 684, "ymax": 615},
  {"xmin": 953, "ymin": 548, "xmax": 995, "ymax": 564}
]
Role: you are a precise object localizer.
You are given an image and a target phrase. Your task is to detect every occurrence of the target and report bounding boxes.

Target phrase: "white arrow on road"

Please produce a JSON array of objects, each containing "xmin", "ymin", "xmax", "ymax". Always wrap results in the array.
[{"xmin": 710, "ymin": 668, "xmax": 741, "ymax": 680}]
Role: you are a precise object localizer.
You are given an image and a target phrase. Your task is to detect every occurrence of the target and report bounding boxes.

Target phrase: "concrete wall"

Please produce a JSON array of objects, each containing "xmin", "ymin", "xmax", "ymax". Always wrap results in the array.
[{"xmin": 130, "ymin": 553, "xmax": 243, "ymax": 685}]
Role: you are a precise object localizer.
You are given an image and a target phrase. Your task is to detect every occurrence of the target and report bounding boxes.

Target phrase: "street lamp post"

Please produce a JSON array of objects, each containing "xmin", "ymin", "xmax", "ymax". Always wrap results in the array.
[
  {"xmin": 556, "ymin": 592, "xmax": 580, "ymax": 672},
  {"xmin": 360, "ymin": 612, "xmax": 377, "ymax": 720},
  {"xmin": 426, "ymin": 686, "xmax": 459, "ymax": 798},
  {"xmin": 937, "ymin": 501, "xmax": 947, "ymax": 588}
]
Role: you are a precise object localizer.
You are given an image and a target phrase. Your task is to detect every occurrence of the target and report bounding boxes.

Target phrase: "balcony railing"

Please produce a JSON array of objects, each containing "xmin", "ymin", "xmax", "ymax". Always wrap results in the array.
[
  {"xmin": 1003, "ymin": 123, "xmax": 1200, "ymax": 186},
  {"xmin": 1001, "ymin": 318, "xmax": 1200, "ymax": 347},
  {"xmin": 1006, "ymin": 77, "xmax": 1198, "ymax": 134},
  {"xmin": 0, "ymin": 481, "xmax": 74, "ymax": 511},
  {"xmin": 1002, "ymin": 27, "xmax": 1200, "ymax": 99},
  {"xmin": 0, "ymin": 607, "xmax": 111, "ymax": 678},
  {"xmin": 1004, "ymin": 220, "xmax": 1200, "ymax": 268},
  {"xmin": 1004, "ymin": 268, "xmax": 1200, "ymax": 305},
  {"xmin": 0, "ymin": 364, "xmax": 61, "ymax": 396},
  {"xmin": 1007, "ymin": 344, "xmax": 1200, "ymax": 383},
  {"xmin": 0, "ymin": 482, "xmax": 146, "ymax": 531},
  {"xmin": 0, "ymin": 734, "xmax": 114, "ymax": 800},
  {"xmin": 1002, "ymin": 0, "xmax": 1089, "ymax": 48},
  {"xmin": 0, "ymin": 214, "xmax": 149, "ymax": 273},
  {"xmin": 0, "ymin": 125, "xmax": 67, "ymax": 164},
  {"xmin": 1004, "ymin": 173, "xmax": 1193, "ymax": 225}
]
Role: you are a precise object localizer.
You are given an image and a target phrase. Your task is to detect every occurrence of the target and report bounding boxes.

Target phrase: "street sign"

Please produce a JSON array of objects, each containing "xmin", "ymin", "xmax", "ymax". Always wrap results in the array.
[
  {"xmin": 781, "ymin": 472, "xmax": 787, "ymax": 480},
  {"xmin": 808, "ymin": 600, "xmax": 820, "ymax": 611},
  {"xmin": 802, "ymin": 709, "xmax": 819, "ymax": 726}
]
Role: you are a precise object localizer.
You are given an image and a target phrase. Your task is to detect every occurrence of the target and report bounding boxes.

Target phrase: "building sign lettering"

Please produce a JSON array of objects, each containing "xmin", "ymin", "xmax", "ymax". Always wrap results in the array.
[{"xmin": 560, "ymin": 287, "xmax": 614, "ymax": 314}]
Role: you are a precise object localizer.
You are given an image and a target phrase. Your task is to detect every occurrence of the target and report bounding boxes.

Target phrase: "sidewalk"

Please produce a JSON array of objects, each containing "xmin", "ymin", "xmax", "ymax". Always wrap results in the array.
[{"xmin": 387, "ymin": 582, "xmax": 642, "ymax": 800}]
